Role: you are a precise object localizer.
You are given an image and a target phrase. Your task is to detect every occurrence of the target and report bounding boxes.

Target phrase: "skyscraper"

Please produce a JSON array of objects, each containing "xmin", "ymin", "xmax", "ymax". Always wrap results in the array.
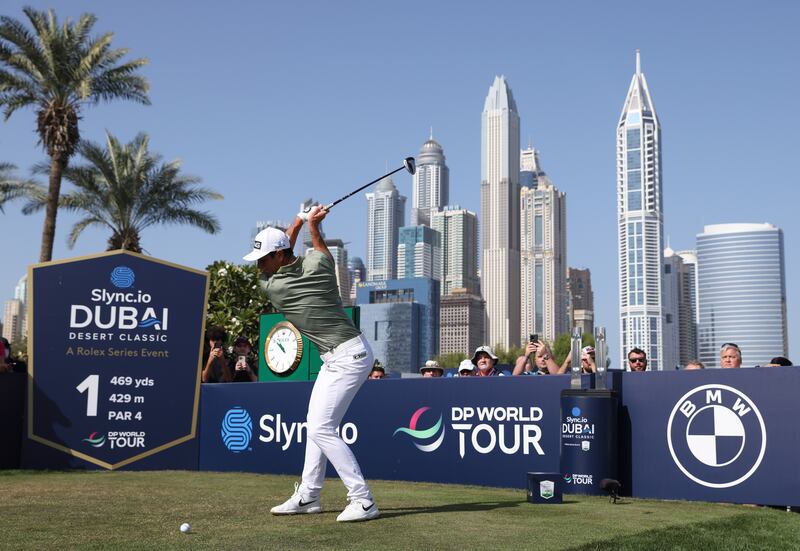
[
  {"xmin": 569, "ymin": 268, "xmax": 594, "ymax": 336},
  {"xmin": 617, "ymin": 51, "xmax": 665, "ymax": 370},
  {"xmin": 520, "ymin": 157, "xmax": 567, "ymax": 343},
  {"xmin": 440, "ymin": 289, "xmax": 485, "ymax": 357},
  {"xmin": 663, "ymin": 248, "xmax": 699, "ymax": 369},
  {"xmin": 431, "ymin": 206, "xmax": 480, "ymax": 296},
  {"xmin": 2, "ymin": 299, "xmax": 22, "ymax": 344},
  {"xmin": 397, "ymin": 225, "xmax": 441, "ymax": 280},
  {"xmin": 481, "ymin": 75, "xmax": 521, "ymax": 348},
  {"xmin": 411, "ymin": 132, "xmax": 449, "ymax": 227},
  {"xmin": 675, "ymin": 250, "xmax": 699, "ymax": 366},
  {"xmin": 13, "ymin": 274, "xmax": 27, "ymax": 339},
  {"xmin": 366, "ymin": 176, "xmax": 406, "ymax": 281},
  {"xmin": 697, "ymin": 223, "xmax": 787, "ymax": 368},
  {"xmin": 519, "ymin": 146, "xmax": 545, "ymax": 190}
]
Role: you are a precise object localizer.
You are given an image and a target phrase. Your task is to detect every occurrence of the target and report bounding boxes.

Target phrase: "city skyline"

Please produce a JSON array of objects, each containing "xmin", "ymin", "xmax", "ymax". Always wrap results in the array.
[{"xmin": 1, "ymin": 1, "xmax": 798, "ymax": 361}]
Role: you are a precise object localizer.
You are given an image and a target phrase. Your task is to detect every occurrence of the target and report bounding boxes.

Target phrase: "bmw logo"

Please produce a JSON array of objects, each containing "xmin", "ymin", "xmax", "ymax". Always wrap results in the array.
[{"xmin": 667, "ymin": 384, "xmax": 766, "ymax": 488}]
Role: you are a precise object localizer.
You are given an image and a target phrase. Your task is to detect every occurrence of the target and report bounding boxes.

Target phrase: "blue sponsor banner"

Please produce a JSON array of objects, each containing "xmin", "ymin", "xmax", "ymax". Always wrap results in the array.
[
  {"xmin": 24, "ymin": 251, "xmax": 207, "ymax": 470},
  {"xmin": 621, "ymin": 368, "xmax": 800, "ymax": 506},
  {"xmin": 199, "ymin": 376, "xmax": 569, "ymax": 488}
]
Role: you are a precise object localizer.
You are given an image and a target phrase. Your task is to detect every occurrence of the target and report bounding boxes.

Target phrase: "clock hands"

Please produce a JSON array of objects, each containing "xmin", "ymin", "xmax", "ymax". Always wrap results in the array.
[{"xmin": 276, "ymin": 342, "xmax": 286, "ymax": 353}]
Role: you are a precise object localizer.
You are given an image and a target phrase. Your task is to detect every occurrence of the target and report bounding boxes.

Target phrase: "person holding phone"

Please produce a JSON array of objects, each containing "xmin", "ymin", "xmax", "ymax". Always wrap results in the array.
[
  {"xmin": 229, "ymin": 336, "xmax": 258, "ymax": 382},
  {"xmin": 201, "ymin": 326, "xmax": 232, "ymax": 383}
]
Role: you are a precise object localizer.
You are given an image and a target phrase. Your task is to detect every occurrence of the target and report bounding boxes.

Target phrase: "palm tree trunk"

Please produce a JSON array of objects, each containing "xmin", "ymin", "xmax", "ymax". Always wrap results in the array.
[{"xmin": 39, "ymin": 155, "xmax": 64, "ymax": 262}]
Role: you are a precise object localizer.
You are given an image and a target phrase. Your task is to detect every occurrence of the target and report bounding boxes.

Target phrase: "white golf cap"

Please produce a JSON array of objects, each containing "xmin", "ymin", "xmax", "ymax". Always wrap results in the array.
[
  {"xmin": 419, "ymin": 360, "xmax": 442, "ymax": 374},
  {"xmin": 471, "ymin": 345, "xmax": 499, "ymax": 366},
  {"xmin": 458, "ymin": 359, "xmax": 474, "ymax": 373},
  {"xmin": 243, "ymin": 227, "xmax": 290, "ymax": 261}
]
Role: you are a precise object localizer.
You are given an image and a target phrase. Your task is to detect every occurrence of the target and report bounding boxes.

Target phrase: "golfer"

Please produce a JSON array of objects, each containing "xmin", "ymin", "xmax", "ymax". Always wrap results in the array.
[{"xmin": 243, "ymin": 206, "xmax": 378, "ymax": 522}]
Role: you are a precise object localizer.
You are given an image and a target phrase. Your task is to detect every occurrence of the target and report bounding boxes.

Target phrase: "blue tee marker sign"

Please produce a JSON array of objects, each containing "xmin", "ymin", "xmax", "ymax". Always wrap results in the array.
[{"xmin": 28, "ymin": 251, "xmax": 208, "ymax": 469}]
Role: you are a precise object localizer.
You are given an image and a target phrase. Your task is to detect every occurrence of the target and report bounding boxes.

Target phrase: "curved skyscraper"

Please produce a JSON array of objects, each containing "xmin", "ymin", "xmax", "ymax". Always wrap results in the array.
[
  {"xmin": 411, "ymin": 132, "xmax": 449, "ymax": 227},
  {"xmin": 617, "ymin": 51, "xmax": 664, "ymax": 370},
  {"xmin": 697, "ymin": 223, "xmax": 787, "ymax": 368},
  {"xmin": 481, "ymin": 75, "xmax": 521, "ymax": 348}
]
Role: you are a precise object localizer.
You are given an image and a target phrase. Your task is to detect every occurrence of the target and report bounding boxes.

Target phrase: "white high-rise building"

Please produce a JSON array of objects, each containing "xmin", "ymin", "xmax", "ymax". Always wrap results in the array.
[
  {"xmin": 366, "ymin": 176, "xmax": 406, "ymax": 281},
  {"xmin": 617, "ymin": 51, "xmax": 665, "ymax": 370},
  {"xmin": 431, "ymin": 206, "xmax": 480, "ymax": 296},
  {"xmin": 520, "ymin": 160, "xmax": 567, "ymax": 343},
  {"xmin": 697, "ymin": 223, "xmax": 787, "ymax": 368},
  {"xmin": 481, "ymin": 75, "xmax": 521, "ymax": 348},
  {"xmin": 13, "ymin": 274, "xmax": 27, "ymax": 339},
  {"xmin": 2, "ymin": 299, "xmax": 23, "ymax": 344},
  {"xmin": 411, "ymin": 132, "xmax": 449, "ymax": 227}
]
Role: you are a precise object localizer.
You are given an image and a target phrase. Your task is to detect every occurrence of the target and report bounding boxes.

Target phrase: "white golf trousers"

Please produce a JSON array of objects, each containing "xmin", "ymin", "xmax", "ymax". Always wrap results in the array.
[{"xmin": 301, "ymin": 334, "xmax": 374, "ymax": 500}]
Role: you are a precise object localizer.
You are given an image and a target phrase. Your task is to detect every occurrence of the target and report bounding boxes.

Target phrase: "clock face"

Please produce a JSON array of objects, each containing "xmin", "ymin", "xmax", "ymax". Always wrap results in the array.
[{"xmin": 265, "ymin": 321, "xmax": 303, "ymax": 375}]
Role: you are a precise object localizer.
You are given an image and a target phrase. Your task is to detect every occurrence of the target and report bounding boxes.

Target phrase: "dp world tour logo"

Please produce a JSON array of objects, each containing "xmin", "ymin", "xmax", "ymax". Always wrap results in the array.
[
  {"xmin": 667, "ymin": 384, "xmax": 766, "ymax": 488},
  {"xmin": 221, "ymin": 407, "xmax": 253, "ymax": 452},
  {"xmin": 82, "ymin": 432, "xmax": 106, "ymax": 448},
  {"xmin": 394, "ymin": 407, "xmax": 445, "ymax": 452},
  {"xmin": 110, "ymin": 266, "xmax": 135, "ymax": 288}
]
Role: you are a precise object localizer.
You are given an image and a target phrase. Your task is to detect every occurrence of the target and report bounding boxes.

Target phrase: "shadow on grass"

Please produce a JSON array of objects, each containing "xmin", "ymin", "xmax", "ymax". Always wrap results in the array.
[{"xmin": 379, "ymin": 499, "xmax": 525, "ymax": 518}]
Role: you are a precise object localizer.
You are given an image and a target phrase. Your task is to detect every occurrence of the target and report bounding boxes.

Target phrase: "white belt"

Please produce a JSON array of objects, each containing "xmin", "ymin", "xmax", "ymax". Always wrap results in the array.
[{"xmin": 321, "ymin": 334, "xmax": 364, "ymax": 362}]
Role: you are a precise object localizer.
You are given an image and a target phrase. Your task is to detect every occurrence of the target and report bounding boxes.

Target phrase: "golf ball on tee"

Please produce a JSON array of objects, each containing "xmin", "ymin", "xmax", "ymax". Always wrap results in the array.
[{"xmin": 180, "ymin": 523, "xmax": 191, "ymax": 533}]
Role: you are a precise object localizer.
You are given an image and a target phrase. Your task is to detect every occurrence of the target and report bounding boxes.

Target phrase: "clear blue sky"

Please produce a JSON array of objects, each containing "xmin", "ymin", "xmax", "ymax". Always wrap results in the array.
[{"xmin": 2, "ymin": 1, "xmax": 798, "ymax": 362}]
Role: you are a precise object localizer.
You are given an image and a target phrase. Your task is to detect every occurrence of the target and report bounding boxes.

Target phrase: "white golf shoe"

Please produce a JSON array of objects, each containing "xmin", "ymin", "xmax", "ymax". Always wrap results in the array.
[
  {"xmin": 270, "ymin": 482, "xmax": 322, "ymax": 515},
  {"xmin": 336, "ymin": 498, "xmax": 380, "ymax": 522}
]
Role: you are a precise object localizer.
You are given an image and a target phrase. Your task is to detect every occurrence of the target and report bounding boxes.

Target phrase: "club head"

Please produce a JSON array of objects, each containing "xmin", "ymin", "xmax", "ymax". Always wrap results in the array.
[{"xmin": 404, "ymin": 157, "xmax": 416, "ymax": 175}]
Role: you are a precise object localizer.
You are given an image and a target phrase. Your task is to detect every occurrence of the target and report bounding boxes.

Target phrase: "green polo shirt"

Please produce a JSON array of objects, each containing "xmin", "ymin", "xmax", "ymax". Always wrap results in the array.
[{"xmin": 265, "ymin": 250, "xmax": 360, "ymax": 353}]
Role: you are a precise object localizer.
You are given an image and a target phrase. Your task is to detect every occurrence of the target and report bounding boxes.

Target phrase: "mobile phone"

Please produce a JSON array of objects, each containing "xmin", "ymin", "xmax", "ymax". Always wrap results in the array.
[
  {"xmin": 530, "ymin": 334, "xmax": 538, "ymax": 343},
  {"xmin": 238, "ymin": 355, "xmax": 247, "ymax": 366}
]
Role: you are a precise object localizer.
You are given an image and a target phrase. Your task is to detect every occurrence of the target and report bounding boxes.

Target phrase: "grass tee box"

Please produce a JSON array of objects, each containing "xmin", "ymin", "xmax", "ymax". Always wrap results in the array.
[{"xmin": 1, "ymin": 471, "xmax": 798, "ymax": 550}]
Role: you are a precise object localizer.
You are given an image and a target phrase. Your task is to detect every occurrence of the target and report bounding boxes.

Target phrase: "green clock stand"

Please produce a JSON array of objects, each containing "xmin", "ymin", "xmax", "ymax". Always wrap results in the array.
[{"xmin": 258, "ymin": 307, "xmax": 360, "ymax": 382}]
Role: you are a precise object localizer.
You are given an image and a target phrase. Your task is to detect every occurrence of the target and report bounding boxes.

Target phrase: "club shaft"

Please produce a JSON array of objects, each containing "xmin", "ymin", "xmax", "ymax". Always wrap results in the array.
[{"xmin": 325, "ymin": 165, "xmax": 405, "ymax": 210}]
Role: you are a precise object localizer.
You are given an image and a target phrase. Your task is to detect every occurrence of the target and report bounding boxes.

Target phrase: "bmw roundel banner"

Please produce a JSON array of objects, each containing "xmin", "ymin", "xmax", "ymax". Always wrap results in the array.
[{"xmin": 25, "ymin": 251, "xmax": 208, "ymax": 470}]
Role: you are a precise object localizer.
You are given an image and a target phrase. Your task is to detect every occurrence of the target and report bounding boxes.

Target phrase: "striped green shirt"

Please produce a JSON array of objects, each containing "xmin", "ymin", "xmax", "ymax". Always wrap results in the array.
[{"xmin": 265, "ymin": 251, "xmax": 360, "ymax": 353}]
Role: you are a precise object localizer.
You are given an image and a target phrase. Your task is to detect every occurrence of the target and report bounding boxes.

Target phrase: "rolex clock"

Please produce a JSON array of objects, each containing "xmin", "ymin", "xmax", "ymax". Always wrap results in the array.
[{"xmin": 264, "ymin": 321, "xmax": 304, "ymax": 376}]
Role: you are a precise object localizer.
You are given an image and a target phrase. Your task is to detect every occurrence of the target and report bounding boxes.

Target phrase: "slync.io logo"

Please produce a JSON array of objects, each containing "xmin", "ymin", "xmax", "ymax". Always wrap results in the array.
[{"xmin": 221, "ymin": 407, "xmax": 253, "ymax": 452}]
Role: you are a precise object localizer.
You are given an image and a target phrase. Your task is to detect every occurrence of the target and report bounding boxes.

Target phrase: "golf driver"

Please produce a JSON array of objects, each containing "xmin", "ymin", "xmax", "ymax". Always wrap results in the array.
[{"xmin": 305, "ymin": 157, "xmax": 416, "ymax": 214}]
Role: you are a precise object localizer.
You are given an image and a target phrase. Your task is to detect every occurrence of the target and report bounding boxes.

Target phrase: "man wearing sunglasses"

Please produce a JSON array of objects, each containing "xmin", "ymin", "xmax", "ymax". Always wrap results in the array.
[{"xmin": 627, "ymin": 348, "xmax": 648, "ymax": 372}]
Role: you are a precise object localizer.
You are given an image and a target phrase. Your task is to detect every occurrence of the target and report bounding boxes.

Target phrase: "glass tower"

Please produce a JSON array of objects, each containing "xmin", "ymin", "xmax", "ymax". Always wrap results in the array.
[
  {"xmin": 617, "ymin": 50, "xmax": 664, "ymax": 370},
  {"xmin": 697, "ymin": 223, "xmax": 787, "ymax": 368}
]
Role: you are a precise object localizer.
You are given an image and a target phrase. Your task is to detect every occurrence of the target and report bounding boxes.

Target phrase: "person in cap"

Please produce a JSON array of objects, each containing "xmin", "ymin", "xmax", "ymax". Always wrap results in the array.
[
  {"xmin": 228, "ymin": 336, "xmax": 258, "ymax": 382},
  {"xmin": 558, "ymin": 345, "xmax": 597, "ymax": 374},
  {"xmin": 719, "ymin": 343, "xmax": 742, "ymax": 368},
  {"xmin": 245, "ymin": 205, "xmax": 378, "ymax": 522},
  {"xmin": 419, "ymin": 360, "xmax": 444, "ymax": 378},
  {"xmin": 368, "ymin": 359, "xmax": 385, "ymax": 379},
  {"xmin": 457, "ymin": 359, "xmax": 475, "ymax": 377},
  {"xmin": 471, "ymin": 345, "xmax": 503, "ymax": 377}
]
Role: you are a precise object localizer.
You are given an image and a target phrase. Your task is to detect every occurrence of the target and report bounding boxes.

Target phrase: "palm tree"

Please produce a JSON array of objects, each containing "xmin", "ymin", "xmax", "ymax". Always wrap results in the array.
[
  {"xmin": 0, "ymin": 7, "xmax": 150, "ymax": 261},
  {"xmin": 0, "ymin": 162, "xmax": 41, "ymax": 213},
  {"xmin": 23, "ymin": 132, "xmax": 223, "ymax": 253}
]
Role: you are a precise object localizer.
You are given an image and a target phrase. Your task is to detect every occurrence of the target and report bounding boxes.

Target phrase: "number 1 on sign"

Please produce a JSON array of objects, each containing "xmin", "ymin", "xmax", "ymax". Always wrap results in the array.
[{"xmin": 76, "ymin": 374, "xmax": 99, "ymax": 416}]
